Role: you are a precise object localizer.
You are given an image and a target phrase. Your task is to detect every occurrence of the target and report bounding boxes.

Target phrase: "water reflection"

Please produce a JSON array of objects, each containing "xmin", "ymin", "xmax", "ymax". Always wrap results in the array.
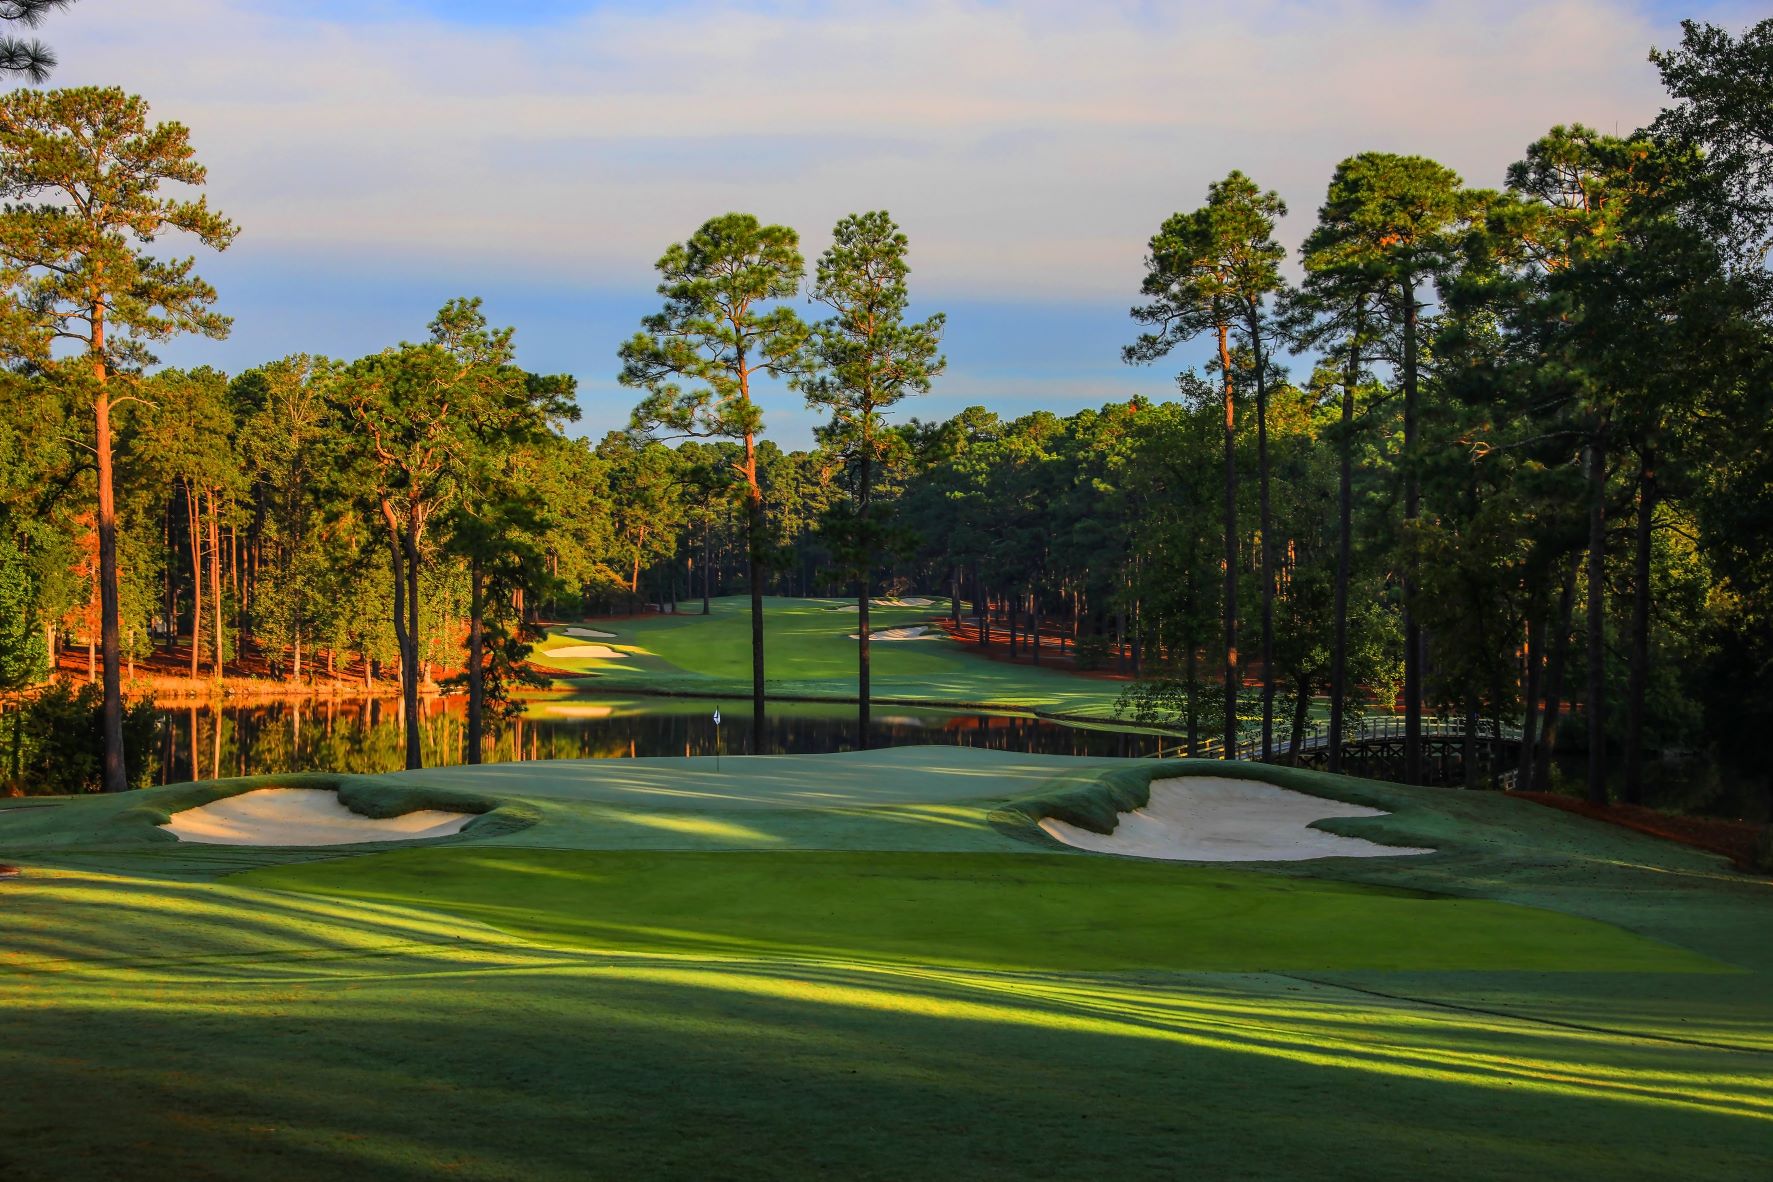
[{"xmin": 150, "ymin": 695, "xmax": 1168, "ymax": 782}]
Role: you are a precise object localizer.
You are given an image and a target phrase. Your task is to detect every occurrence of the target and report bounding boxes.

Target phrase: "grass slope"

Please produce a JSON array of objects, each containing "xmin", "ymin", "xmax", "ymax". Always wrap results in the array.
[
  {"xmin": 530, "ymin": 596, "xmax": 1133, "ymax": 717},
  {"xmin": 2, "ymin": 751, "xmax": 1771, "ymax": 1180},
  {"xmin": 240, "ymin": 848, "xmax": 1721, "ymax": 974}
]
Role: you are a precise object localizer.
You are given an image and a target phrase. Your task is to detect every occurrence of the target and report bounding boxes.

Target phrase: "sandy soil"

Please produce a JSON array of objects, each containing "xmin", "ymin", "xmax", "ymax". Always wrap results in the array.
[
  {"xmin": 161, "ymin": 788, "xmax": 475, "ymax": 846},
  {"xmin": 1040, "ymin": 777, "xmax": 1433, "ymax": 861},
  {"xmin": 546, "ymin": 644, "xmax": 625, "ymax": 660},
  {"xmin": 849, "ymin": 625, "xmax": 933, "ymax": 641},
  {"xmin": 563, "ymin": 627, "xmax": 616, "ymax": 639}
]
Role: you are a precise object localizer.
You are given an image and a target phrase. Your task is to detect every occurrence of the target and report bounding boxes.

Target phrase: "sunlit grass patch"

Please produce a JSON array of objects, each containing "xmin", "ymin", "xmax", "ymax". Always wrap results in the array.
[{"xmin": 237, "ymin": 849, "xmax": 1724, "ymax": 975}]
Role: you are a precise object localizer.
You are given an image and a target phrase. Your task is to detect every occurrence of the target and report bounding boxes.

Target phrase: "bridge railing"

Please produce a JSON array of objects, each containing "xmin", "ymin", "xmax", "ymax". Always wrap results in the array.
[{"xmin": 1150, "ymin": 715, "xmax": 1524, "ymax": 786}]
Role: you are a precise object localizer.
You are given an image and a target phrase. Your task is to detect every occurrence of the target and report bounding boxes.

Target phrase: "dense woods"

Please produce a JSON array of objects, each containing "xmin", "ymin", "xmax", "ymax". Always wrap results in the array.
[{"xmin": 0, "ymin": 18, "xmax": 1769, "ymax": 822}]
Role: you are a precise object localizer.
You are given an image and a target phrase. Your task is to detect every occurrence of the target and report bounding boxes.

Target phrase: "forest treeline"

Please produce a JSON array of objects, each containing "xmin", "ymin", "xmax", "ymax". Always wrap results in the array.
[{"xmin": 0, "ymin": 19, "xmax": 1770, "ymax": 813}]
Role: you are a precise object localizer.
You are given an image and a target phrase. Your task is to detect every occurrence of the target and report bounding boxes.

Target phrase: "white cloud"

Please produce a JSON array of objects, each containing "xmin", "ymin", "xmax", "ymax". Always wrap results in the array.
[{"xmin": 43, "ymin": 0, "xmax": 1706, "ymax": 303}]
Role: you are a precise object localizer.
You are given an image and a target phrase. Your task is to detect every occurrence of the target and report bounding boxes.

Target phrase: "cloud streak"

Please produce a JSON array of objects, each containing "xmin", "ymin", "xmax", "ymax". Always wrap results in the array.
[
  {"xmin": 38, "ymin": 0, "xmax": 1745, "ymax": 441},
  {"xmin": 52, "ymin": 0, "xmax": 1700, "ymax": 296}
]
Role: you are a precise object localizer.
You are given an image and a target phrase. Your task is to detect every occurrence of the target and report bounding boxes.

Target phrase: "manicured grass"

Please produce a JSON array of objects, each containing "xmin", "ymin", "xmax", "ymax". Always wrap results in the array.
[
  {"xmin": 531, "ymin": 596, "xmax": 1136, "ymax": 717},
  {"xmin": 239, "ymin": 847, "xmax": 1722, "ymax": 974},
  {"xmin": 3, "ymin": 752, "xmax": 1771, "ymax": 1180}
]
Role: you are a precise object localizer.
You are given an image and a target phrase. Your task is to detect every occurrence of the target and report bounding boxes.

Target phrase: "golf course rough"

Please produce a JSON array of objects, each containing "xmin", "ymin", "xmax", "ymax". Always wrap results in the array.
[{"xmin": 2, "ymin": 748, "xmax": 1770, "ymax": 1181}]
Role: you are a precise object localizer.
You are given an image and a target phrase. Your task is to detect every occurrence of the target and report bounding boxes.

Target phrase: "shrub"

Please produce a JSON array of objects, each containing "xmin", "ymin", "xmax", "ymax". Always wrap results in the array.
[{"xmin": 4, "ymin": 682, "xmax": 159, "ymax": 795}]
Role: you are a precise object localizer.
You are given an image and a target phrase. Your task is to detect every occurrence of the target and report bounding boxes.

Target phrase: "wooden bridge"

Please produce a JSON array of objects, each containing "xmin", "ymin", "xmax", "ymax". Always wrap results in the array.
[{"xmin": 1161, "ymin": 717, "xmax": 1525, "ymax": 788}]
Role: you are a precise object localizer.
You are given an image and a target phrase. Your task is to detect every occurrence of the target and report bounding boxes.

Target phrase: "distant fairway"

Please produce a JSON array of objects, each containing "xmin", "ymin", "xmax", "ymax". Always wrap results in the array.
[
  {"xmin": 3, "ymin": 751, "xmax": 1770, "ymax": 1181},
  {"xmin": 527, "ymin": 596, "xmax": 1135, "ymax": 718}
]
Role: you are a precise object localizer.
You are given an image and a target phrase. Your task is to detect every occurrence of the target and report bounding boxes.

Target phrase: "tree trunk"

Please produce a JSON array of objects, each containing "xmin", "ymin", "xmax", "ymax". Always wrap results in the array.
[
  {"xmin": 702, "ymin": 522, "xmax": 712, "ymax": 615},
  {"xmin": 1624, "ymin": 449, "xmax": 1656, "ymax": 805},
  {"xmin": 467, "ymin": 559, "xmax": 484, "ymax": 765},
  {"xmin": 1519, "ymin": 612, "xmax": 1542, "ymax": 792},
  {"xmin": 208, "ymin": 487, "xmax": 223, "ymax": 686},
  {"xmin": 187, "ymin": 483, "xmax": 201, "ymax": 681},
  {"xmin": 1288, "ymin": 676, "xmax": 1313, "ymax": 768},
  {"xmin": 1537, "ymin": 556, "xmax": 1579, "ymax": 789},
  {"xmin": 91, "ymin": 311, "xmax": 127, "ymax": 792},
  {"xmin": 1186, "ymin": 552, "xmax": 1201, "ymax": 757},
  {"xmin": 857, "ymin": 448, "xmax": 872, "ymax": 748},
  {"xmin": 1217, "ymin": 320, "xmax": 1239, "ymax": 759},
  {"xmin": 1402, "ymin": 290, "xmax": 1423, "ymax": 786},
  {"xmin": 1585, "ymin": 426, "xmax": 1609, "ymax": 806},
  {"xmin": 405, "ymin": 525, "xmax": 423, "ymax": 766},
  {"xmin": 1252, "ymin": 315, "xmax": 1276, "ymax": 762},
  {"xmin": 382, "ymin": 501, "xmax": 422, "ymax": 771},
  {"xmin": 745, "ymin": 456, "xmax": 767, "ymax": 745},
  {"xmin": 1329, "ymin": 341, "xmax": 1358, "ymax": 775},
  {"xmin": 1463, "ymin": 699, "xmax": 1481, "ymax": 790}
]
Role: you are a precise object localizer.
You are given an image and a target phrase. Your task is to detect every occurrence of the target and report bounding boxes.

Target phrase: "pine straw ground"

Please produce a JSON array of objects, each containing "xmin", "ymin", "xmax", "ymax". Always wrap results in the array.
[{"xmin": 1510, "ymin": 791, "xmax": 1768, "ymax": 872}]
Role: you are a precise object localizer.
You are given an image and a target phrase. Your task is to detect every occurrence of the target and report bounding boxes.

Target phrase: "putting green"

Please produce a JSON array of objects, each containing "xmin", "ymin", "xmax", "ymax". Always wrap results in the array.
[{"xmin": 239, "ymin": 848, "xmax": 1722, "ymax": 974}]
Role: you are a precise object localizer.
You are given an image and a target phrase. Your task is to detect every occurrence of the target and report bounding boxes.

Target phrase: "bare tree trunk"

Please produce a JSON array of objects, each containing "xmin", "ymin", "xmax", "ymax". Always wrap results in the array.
[{"xmin": 1624, "ymin": 448, "xmax": 1655, "ymax": 805}]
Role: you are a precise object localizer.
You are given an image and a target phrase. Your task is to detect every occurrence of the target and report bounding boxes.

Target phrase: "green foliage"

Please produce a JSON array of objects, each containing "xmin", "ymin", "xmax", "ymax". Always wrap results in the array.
[
  {"xmin": 620, "ymin": 212, "xmax": 809, "ymax": 448},
  {"xmin": 5, "ymin": 680, "xmax": 155, "ymax": 793}
]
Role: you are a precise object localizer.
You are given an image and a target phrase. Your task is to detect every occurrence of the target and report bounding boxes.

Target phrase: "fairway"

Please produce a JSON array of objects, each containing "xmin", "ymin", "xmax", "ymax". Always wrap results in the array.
[
  {"xmin": 528, "ymin": 596, "xmax": 1137, "ymax": 719},
  {"xmin": 4, "ymin": 751, "xmax": 1771, "ymax": 1180},
  {"xmin": 240, "ymin": 847, "xmax": 1721, "ymax": 974}
]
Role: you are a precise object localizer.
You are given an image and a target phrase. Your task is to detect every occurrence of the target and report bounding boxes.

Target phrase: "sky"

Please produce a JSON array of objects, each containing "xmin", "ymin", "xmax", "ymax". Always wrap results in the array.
[{"xmin": 44, "ymin": 0, "xmax": 1763, "ymax": 446}]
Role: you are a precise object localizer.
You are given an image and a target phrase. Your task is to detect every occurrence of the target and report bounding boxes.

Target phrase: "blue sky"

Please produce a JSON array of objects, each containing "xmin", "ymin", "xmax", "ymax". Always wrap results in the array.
[{"xmin": 48, "ymin": 0, "xmax": 1762, "ymax": 446}]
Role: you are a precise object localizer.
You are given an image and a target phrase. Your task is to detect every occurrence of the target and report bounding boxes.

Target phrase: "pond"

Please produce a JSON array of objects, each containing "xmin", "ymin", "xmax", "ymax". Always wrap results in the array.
[{"xmin": 145, "ymin": 694, "xmax": 1168, "ymax": 783}]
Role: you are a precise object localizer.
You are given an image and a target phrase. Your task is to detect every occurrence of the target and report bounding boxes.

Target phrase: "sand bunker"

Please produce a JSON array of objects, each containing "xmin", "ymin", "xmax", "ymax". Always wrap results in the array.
[
  {"xmin": 849, "ymin": 625, "xmax": 933, "ymax": 641},
  {"xmin": 824, "ymin": 597, "xmax": 936, "ymax": 611},
  {"xmin": 563, "ymin": 627, "xmax": 616, "ymax": 639},
  {"xmin": 1039, "ymin": 777, "xmax": 1432, "ymax": 862},
  {"xmin": 547, "ymin": 644, "xmax": 624, "ymax": 660},
  {"xmin": 161, "ymin": 788, "xmax": 475, "ymax": 846}
]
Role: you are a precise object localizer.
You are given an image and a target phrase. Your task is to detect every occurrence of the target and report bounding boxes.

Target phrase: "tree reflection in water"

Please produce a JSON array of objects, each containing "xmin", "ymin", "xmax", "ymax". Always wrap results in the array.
[{"xmin": 150, "ymin": 696, "xmax": 1166, "ymax": 782}]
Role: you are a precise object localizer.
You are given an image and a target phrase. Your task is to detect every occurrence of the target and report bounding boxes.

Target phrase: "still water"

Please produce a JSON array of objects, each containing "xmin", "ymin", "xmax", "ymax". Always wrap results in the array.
[{"xmin": 149, "ymin": 694, "xmax": 1166, "ymax": 782}]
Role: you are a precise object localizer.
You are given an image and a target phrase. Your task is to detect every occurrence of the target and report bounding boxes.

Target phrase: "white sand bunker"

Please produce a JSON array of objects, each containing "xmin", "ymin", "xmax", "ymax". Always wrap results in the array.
[
  {"xmin": 547, "ymin": 644, "xmax": 624, "ymax": 660},
  {"xmin": 1040, "ymin": 777, "xmax": 1433, "ymax": 862},
  {"xmin": 563, "ymin": 626, "xmax": 616, "ymax": 639},
  {"xmin": 850, "ymin": 625, "xmax": 932, "ymax": 641},
  {"xmin": 161, "ymin": 788, "xmax": 474, "ymax": 846}
]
